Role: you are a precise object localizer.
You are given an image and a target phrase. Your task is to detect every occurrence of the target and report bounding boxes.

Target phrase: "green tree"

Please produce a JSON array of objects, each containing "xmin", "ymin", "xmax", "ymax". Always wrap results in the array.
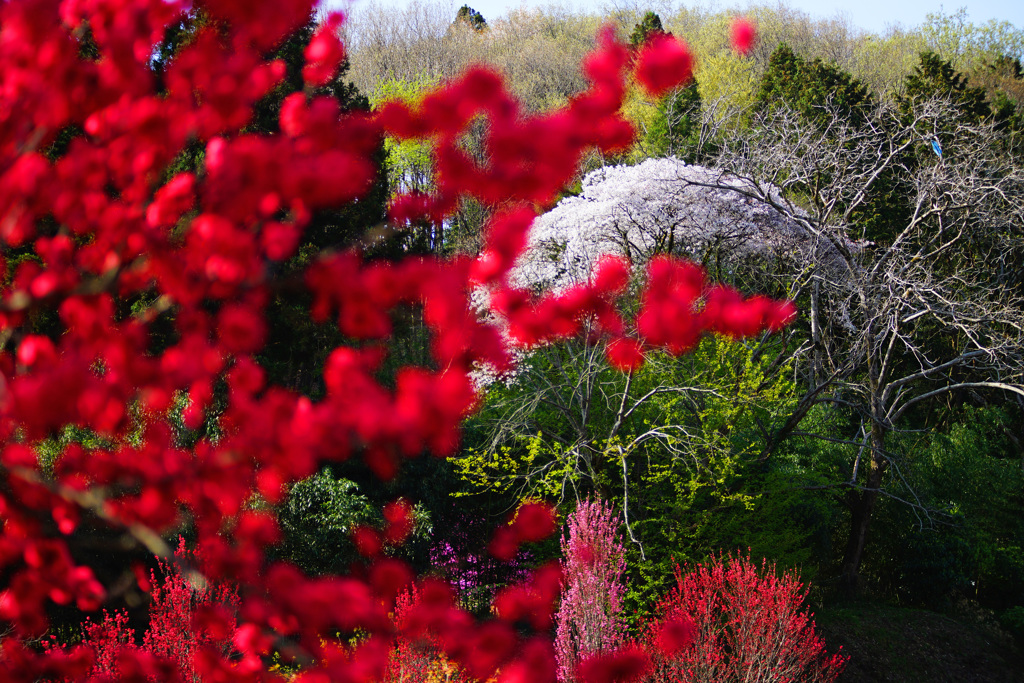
[
  {"xmin": 630, "ymin": 11, "xmax": 665, "ymax": 48},
  {"xmin": 368, "ymin": 75, "xmax": 438, "ymax": 199},
  {"xmin": 859, "ymin": 406, "xmax": 1024, "ymax": 609},
  {"xmin": 245, "ymin": 17, "xmax": 396, "ymax": 398},
  {"xmin": 457, "ymin": 332, "xmax": 804, "ymax": 614},
  {"xmin": 694, "ymin": 50, "xmax": 758, "ymax": 134},
  {"xmin": 276, "ymin": 470, "xmax": 377, "ymax": 575},
  {"xmin": 454, "ymin": 5, "xmax": 487, "ymax": 32},
  {"xmin": 756, "ymin": 43, "xmax": 873, "ymax": 128},
  {"xmin": 647, "ymin": 83, "xmax": 704, "ymax": 161}
]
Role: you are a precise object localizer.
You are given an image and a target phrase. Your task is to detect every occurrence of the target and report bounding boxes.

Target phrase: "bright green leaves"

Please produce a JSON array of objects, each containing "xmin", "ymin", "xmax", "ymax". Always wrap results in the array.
[{"xmin": 369, "ymin": 75, "xmax": 442, "ymax": 198}]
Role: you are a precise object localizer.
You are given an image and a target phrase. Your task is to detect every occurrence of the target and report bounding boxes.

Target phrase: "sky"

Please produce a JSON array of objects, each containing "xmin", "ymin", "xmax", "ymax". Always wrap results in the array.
[{"xmin": 332, "ymin": 0, "xmax": 1023, "ymax": 37}]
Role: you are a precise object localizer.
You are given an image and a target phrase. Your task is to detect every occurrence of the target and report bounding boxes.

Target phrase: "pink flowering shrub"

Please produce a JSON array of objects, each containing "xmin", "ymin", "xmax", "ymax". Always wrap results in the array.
[{"xmin": 555, "ymin": 498, "xmax": 628, "ymax": 682}]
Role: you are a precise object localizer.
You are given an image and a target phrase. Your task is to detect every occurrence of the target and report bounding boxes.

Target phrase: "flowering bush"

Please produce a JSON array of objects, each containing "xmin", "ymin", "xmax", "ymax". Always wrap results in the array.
[
  {"xmin": 555, "ymin": 498, "xmax": 628, "ymax": 682},
  {"xmin": 0, "ymin": 0, "xmax": 789, "ymax": 678},
  {"xmin": 639, "ymin": 554, "xmax": 847, "ymax": 683},
  {"xmin": 43, "ymin": 539, "xmax": 239, "ymax": 681},
  {"xmin": 385, "ymin": 586, "xmax": 474, "ymax": 683}
]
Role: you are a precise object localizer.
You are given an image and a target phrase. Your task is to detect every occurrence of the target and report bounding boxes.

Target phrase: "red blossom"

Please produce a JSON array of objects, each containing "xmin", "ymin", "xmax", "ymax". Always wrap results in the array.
[
  {"xmin": 303, "ymin": 12, "xmax": 346, "ymax": 86},
  {"xmin": 370, "ymin": 558, "xmax": 413, "ymax": 604},
  {"xmin": 489, "ymin": 526, "xmax": 520, "ymax": 561},
  {"xmin": 655, "ymin": 616, "xmax": 696, "ymax": 655},
  {"xmin": 352, "ymin": 525, "xmax": 383, "ymax": 558},
  {"xmin": 633, "ymin": 32, "xmax": 694, "ymax": 97},
  {"xmin": 606, "ymin": 337, "xmax": 646, "ymax": 372},
  {"xmin": 637, "ymin": 554, "xmax": 847, "ymax": 681},
  {"xmin": 511, "ymin": 501, "xmax": 557, "ymax": 543},
  {"xmin": 577, "ymin": 645, "xmax": 653, "ymax": 683},
  {"xmin": 731, "ymin": 17, "xmax": 758, "ymax": 55},
  {"xmin": 592, "ymin": 255, "xmax": 631, "ymax": 294},
  {"xmin": 383, "ymin": 499, "xmax": 415, "ymax": 545}
]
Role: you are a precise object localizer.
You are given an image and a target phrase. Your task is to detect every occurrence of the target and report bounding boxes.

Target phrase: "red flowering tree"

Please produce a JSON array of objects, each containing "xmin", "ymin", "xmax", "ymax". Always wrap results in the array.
[
  {"xmin": 0, "ymin": 0, "xmax": 788, "ymax": 679},
  {"xmin": 639, "ymin": 554, "xmax": 847, "ymax": 683}
]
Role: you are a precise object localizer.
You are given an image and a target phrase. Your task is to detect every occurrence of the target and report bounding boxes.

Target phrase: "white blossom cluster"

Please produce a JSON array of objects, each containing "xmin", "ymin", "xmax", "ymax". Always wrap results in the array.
[{"xmin": 514, "ymin": 157, "xmax": 823, "ymax": 291}]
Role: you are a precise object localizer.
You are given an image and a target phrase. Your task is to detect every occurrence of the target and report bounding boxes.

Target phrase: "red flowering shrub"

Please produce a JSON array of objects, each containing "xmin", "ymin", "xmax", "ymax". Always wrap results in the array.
[
  {"xmin": 384, "ymin": 586, "xmax": 473, "ymax": 683},
  {"xmin": 43, "ymin": 539, "xmax": 239, "ymax": 681},
  {"xmin": 0, "ymin": 0, "xmax": 793, "ymax": 678},
  {"xmin": 44, "ymin": 609, "xmax": 135, "ymax": 679},
  {"xmin": 142, "ymin": 540, "xmax": 241, "ymax": 681},
  {"xmin": 639, "ymin": 554, "xmax": 847, "ymax": 683}
]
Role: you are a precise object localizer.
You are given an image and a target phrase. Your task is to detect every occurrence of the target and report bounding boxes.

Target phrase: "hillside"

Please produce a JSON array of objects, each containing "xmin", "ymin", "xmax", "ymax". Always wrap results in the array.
[{"xmin": 817, "ymin": 603, "xmax": 1024, "ymax": 683}]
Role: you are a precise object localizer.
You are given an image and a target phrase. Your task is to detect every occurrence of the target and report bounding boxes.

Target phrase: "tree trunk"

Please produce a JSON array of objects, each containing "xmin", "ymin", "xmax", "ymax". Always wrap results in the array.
[{"xmin": 839, "ymin": 426, "xmax": 887, "ymax": 597}]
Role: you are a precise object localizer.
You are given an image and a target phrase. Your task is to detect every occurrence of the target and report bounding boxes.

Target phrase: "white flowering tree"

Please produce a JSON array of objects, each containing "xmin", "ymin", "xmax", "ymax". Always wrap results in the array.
[{"xmin": 514, "ymin": 157, "xmax": 828, "ymax": 293}]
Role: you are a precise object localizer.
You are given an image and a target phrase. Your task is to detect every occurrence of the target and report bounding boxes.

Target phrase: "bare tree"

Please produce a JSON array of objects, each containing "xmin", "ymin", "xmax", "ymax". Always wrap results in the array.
[
  {"xmin": 343, "ymin": 1, "xmax": 600, "ymax": 114},
  {"xmin": 704, "ymin": 93, "xmax": 1024, "ymax": 593}
]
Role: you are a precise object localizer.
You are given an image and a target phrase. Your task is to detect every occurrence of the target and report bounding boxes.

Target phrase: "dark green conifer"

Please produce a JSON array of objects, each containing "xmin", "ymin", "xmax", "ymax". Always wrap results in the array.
[
  {"xmin": 756, "ymin": 43, "xmax": 873, "ymax": 128},
  {"xmin": 901, "ymin": 51, "xmax": 991, "ymax": 125},
  {"xmin": 629, "ymin": 10, "xmax": 665, "ymax": 47},
  {"xmin": 454, "ymin": 5, "xmax": 487, "ymax": 31}
]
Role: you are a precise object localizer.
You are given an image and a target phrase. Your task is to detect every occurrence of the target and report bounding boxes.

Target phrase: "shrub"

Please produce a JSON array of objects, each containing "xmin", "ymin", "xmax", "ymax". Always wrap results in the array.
[
  {"xmin": 640, "ymin": 554, "xmax": 846, "ymax": 683},
  {"xmin": 555, "ymin": 498, "xmax": 628, "ymax": 682},
  {"xmin": 141, "ymin": 540, "xmax": 240, "ymax": 681},
  {"xmin": 43, "ymin": 539, "xmax": 238, "ymax": 681},
  {"xmin": 385, "ymin": 586, "xmax": 473, "ymax": 683}
]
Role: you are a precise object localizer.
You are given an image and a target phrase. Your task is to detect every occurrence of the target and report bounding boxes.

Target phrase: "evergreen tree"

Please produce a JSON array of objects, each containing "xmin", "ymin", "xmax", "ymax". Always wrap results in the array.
[
  {"xmin": 455, "ymin": 5, "xmax": 487, "ymax": 32},
  {"xmin": 900, "ymin": 51, "xmax": 991, "ymax": 125},
  {"xmin": 630, "ymin": 11, "xmax": 665, "ymax": 48},
  {"xmin": 754, "ymin": 44, "xmax": 901, "ymax": 242},
  {"xmin": 756, "ymin": 43, "xmax": 873, "ymax": 128},
  {"xmin": 643, "ymin": 82, "xmax": 704, "ymax": 161}
]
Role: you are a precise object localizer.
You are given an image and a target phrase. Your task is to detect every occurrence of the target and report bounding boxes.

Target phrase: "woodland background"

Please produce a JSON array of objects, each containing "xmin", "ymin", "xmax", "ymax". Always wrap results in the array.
[{"xmin": 6, "ymin": 0, "xmax": 1024, "ymax": 680}]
